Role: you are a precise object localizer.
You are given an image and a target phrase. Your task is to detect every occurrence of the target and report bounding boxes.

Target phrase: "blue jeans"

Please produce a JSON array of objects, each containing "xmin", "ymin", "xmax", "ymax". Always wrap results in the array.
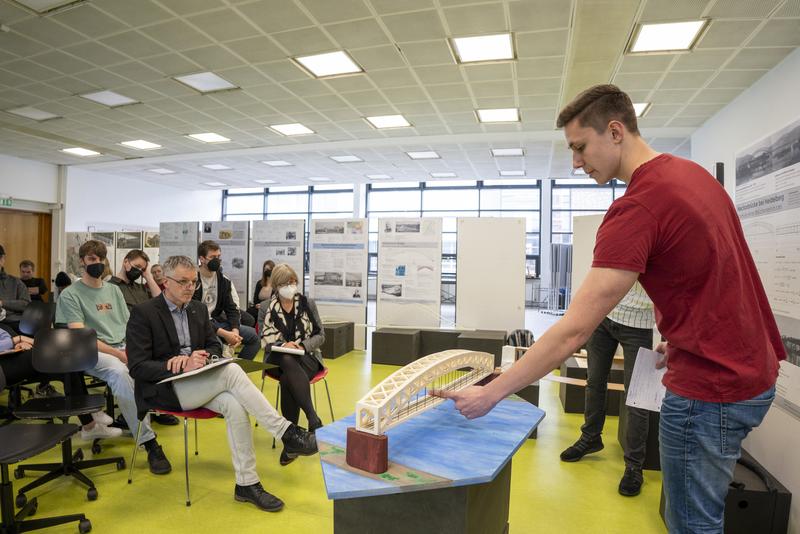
[
  {"xmin": 660, "ymin": 386, "xmax": 775, "ymax": 533},
  {"xmin": 212, "ymin": 319, "xmax": 261, "ymax": 361}
]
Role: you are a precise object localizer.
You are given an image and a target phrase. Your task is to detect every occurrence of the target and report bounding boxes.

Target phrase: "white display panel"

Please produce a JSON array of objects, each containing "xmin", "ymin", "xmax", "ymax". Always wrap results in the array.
[
  {"xmin": 201, "ymin": 221, "xmax": 250, "ymax": 305},
  {"xmin": 456, "ymin": 217, "xmax": 525, "ymax": 331},
  {"xmin": 376, "ymin": 217, "xmax": 442, "ymax": 328},
  {"xmin": 250, "ymin": 219, "xmax": 305, "ymax": 305},
  {"xmin": 114, "ymin": 231, "xmax": 143, "ymax": 273},
  {"xmin": 571, "ymin": 214, "xmax": 604, "ymax": 291},
  {"xmin": 159, "ymin": 222, "xmax": 199, "ymax": 264}
]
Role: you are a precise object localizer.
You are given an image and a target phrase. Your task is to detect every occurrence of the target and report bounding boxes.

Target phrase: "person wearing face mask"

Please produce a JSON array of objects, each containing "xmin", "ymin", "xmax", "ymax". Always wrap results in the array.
[
  {"xmin": 55, "ymin": 240, "xmax": 172, "ymax": 474},
  {"xmin": 248, "ymin": 259, "xmax": 275, "ymax": 326},
  {"xmin": 193, "ymin": 240, "xmax": 260, "ymax": 360},
  {"xmin": 261, "ymin": 263, "xmax": 325, "ymax": 466},
  {"xmin": 109, "ymin": 250, "xmax": 162, "ymax": 311}
]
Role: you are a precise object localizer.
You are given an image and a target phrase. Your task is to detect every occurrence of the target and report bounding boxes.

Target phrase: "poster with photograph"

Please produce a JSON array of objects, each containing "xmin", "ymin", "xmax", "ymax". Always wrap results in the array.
[
  {"xmin": 309, "ymin": 218, "xmax": 367, "ymax": 305},
  {"xmin": 377, "ymin": 218, "xmax": 442, "ymax": 327},
  {"xmin": 251, "ymin": 220, "xmax": 305, "ymax": 304},
  {"xmin": 65, "ymin": 232, "xmax": 92, "ymax": 279},
  {"xmin": 735, "ymin": 114, "xmax": 800, "ymax": 419},
  {"xmin": 202, "ymin": 221, "xmax": 250, "ymax": 305},
  {"xmin": 143, "ymin": 232, "xmax": 160, "ymax": 267},
  {"xmin": 114, "ymin": 231, "xmax": 143, "ymax": 272},
  {"xmin": 159, "ymin": 222, "xmax": 199, "ymax": 264},
  {"xmin": 91, "ymin": 232, "xmax": 116, "ymax": 279}
]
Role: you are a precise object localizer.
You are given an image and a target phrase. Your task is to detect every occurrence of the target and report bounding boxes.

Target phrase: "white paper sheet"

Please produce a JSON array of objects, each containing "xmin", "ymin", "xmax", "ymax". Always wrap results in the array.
[{"xmin": 626, "ymin": 347, "xmax": 667, "ymax": 412}]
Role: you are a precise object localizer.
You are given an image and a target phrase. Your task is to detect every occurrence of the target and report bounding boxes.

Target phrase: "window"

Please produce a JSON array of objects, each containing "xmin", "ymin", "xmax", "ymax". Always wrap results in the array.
[{"xmin": 551, "ymin": 179, "xmax": 624, "ymax": 244}]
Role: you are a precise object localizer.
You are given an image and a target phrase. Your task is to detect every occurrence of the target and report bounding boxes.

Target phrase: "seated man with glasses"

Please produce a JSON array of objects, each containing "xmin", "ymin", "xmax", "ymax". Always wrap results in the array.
[{"xmin": 126, "ymin": 255, "xmax": 318, "ymax": 512}]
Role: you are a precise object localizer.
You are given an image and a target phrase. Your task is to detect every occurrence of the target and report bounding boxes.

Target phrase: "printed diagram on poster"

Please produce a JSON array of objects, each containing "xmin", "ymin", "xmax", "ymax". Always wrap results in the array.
[
  {"xmin": 251, "ymin": 220, "xmax": 305, "ymax": 298},
  {"xmin": 159, "ymin": 222, "xmax": 198, "ymax": 262},
  {"xmin": 310, "ymin": 219, "xmax": 367, "ymax": 305},
  {"xmin": 735, "ymin": 114, "xmax": 800, "ymax": 418},
  {"xmin": 202, "ymin": 221, "xmax": 250, "ymax": 305}
]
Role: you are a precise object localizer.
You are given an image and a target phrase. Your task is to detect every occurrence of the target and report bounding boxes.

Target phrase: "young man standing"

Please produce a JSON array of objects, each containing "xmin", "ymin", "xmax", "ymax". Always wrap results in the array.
[
  {"xmin": 19, "ymin": 260, "xmax": 49, "ymax": 302},
  {"xmin": 437, "ymin": 85, "xmax": 784, "ymax": 533},
  {"xmin": 0, "ymin": 244, "xmax": 30, "ymax": 335},
  {"xmin": 194, "ymin": 240, "xmax": 260, "ymax": 360},
  {"xmin": 55, "ymin": 239, "xmax": 172, "ymax": 474}
]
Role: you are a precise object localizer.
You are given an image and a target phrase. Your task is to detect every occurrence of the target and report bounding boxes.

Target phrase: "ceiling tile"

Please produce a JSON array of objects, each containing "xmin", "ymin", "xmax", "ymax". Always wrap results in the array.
[
  {"xmin": 381, "ymin": 86, "xmax": 429, "ymax": 103},
  {"xmin": 100, "ymin": 31, "xmax": 169, "ymax": 58},
  {"xmin": 707, "ymin": 0, "xmax": 783, "ymax": 18},
  {"xmin": 516, "ymin": 29, "xmax": 568, "ymax": 58},
  {"xmin": 516, "ymin": 57, "xmax": 564, "ymax": 78},
  {"xmin": 518, "ymin": 77, "xmax": 562, "ymax": 94},
  {"xmin": 382, "ymin": 10, "xmax": 447, "ymax": 42},
  {"xmin": 0, "ymin": 68, "xmax": 35, "ymax": 87},
  {"xmin": 672, "ymin": 49, "xmax": 735, "ymax": 71},
  {"xmin": 707, "ymin": 69, "xmax": 768, "ymax": 88},
  {"xmin": 651, "ymin": 89, "xmax": 697, "ymax": 104},
  {"xmin": 283, "ymin": 78, "xmax": 334, "ymax": 97},
  {"xmin": 519, "ymin": 94, "xmax": 559, "ymax": 108},
  {"xmin": 216, "ymin": 65, "xmax": 271, "ymax": 87},
  {"xmin": 141, "ymin": 20, "xmax": 213, "ymax": 51},
  {"xmin": 370, "ymin": 0, "xmax": 434, "ymax": 14},
  {"xmin": 256, "ymin": 60, "xmax": 309, "ymax": 83},
  {"xmin": 107, "ymin": 61, "xmax": 165, "ymax": 82},
  {"xmin": 395, "ymin": 101, "xmax": 437, "ymax": 114},
  {"xmin": 0, "ymin": 31, "xmax": 49, "ymax": 57},
  {"xmin": 640, "ymin": 0, "xmax": 706, "ymax": 21},
  {"xmin": 62, "ymin": 42, "xmax": 128, "ymax": 67},
  {"xmin": 3, "ymin": 59, "xmax": 61, "ymax": 82},
  {"xmin": 692, "ymin": 87, "xmax": 743, "ymax": 104},
  {"xmin": 727, "ymin": 47, "xmax": 794, "ymax": 70},
  {"xmin": 369, "ymin": 68, "xmax": 418, "ymax": 88},
  {"xmin": 413, "ymin": 65, "xmax": 463, "ymax": 84},
  {"xmin": 236, "ymin": 0, "xmax": 314, "ymax": 33},
  {"xmin": 271, "ymin": 27, "xmax": 336, "ymax": 55},
  {"xmin": 444, "ymin": 4, "xmax": 507, "ymax": 34},
  {"xmin": 679, "ymin": 103, "xmax": 725, "ymax": 117},
  {"xmin": 224, "ymin": 36, "xmax": 286, "ymax": 63},
  {"xmin": 53, "ymin": 4, "xmax": 128, "ymax": 38},
  {"xmin": 187, "ymin": 9, "xmax": 261, "ymax": 42},
  {"xmin": 350, "ymin": 45, "xmax": 407, "ymax": 70},
  {"xmin": 323, "ymin": 75, "xmax": 375, "ymax": 93},
  {"xmin": 94, "ymin": 0, "xmax": 174, "ymax": 27},
  {"xmin": 617, "ymin": 54, "xmax": 675, "ymax": 74},
  {"xmin": 472, "ymin": 80, "xmax": 514, "ymax": 97},
  {"xmin": 300, "ymin": 0, "xmax": 373, "ymax": 24},
  {"xmin": 144, "ymin": 53, "xmax": 201, "ymax": 77},
  {"xmin": 303, "ymin": 94, "xmax": 349, "ymax": 109},
  {"xmin": 696, "ymin": 20, "xmax": 761, "ymax": 49},
  {"xmin": 463, "ymin": 63, "xmax": 514, "ymax": 82},
  {"xmin": 668, "ymin": 116, "xmax": 707, "ymax": 127},
  {"xmin": 341, "ymin": 90, "xmax": 389, "ymax": 107},
  {"xmin": 427, "ymin": 83, "xmax": 471, "ymax": 99},
  {"xmin": 398, "ymin": 41, "xmax": 454, "ymax": 66},
  {"xmin": 748, "ymin": 19, "xmax": 800, "ymax": 47},
  {"xmin": 510, "ymin": 0, "xmax": 571, "ymax": 32},
  {"xmin": 659, "ymin": 70, "xmax": 715, "ymax": 90},
  {"xmin": 613, "ymin": 71, "xmax": 664, "ymax": 92},
  {"xmin": 182, "ymin": 45, "xmax": 247, "ymax": 71},
  {"xmin": 11, "ymin": 17, "xmax": 85, "ymax": 48},
  {"xmin": 325, "ymin": 18, "xmax": 391, "ymax": 49},
  {"xmin": 159, "ymin": 0, "xmax": 226, "ymax": 15}
]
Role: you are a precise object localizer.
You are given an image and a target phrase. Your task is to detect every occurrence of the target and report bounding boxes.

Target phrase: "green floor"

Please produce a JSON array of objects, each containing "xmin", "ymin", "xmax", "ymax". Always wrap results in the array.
[{"xmin": 3, "ymin": 350, "xmax": 667, "ymax": 533}]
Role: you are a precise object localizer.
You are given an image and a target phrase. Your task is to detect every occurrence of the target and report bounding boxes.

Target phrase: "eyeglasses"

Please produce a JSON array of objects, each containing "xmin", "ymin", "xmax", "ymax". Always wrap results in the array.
[{"xmin": 167, "ymin": 276, "xmax": 199, "ymax": 289}]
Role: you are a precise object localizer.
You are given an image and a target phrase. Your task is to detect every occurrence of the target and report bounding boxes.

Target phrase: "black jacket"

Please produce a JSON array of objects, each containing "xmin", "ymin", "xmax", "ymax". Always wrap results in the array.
[
  {"xmin": 192, "ymin": 270, "xmax": 241, "ymax": 329},
  {"xmin": 126, "ymin": 294, "xmax": 222, "ymax": 419}
]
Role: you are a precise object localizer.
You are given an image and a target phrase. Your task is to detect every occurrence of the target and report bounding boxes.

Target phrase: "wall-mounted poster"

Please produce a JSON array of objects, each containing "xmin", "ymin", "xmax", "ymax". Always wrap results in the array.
[
  {"xmin": 159, "ymin": 222, "xmax": 199, "ymax": 263},
  {"xmin": 65, "ymin": 232, "xmax": 92, "ymax": 279},
  {"xmin": 309, "ymin": 218, "xmax": 367, "ymax": 306},
  {"xmin": 143, "ymin": 232, "xmax": 160, "ymax": 266},
  {"xmin": 251, "ymin": 220, "xmax": 305, "ymax": 304},
  {"xmin": 201, "ymin": 221, "xmax": 250, "ymax": 305},
  {"xmin": 114, "ymin": 231, "xmax": 143, "ymax": 272}
]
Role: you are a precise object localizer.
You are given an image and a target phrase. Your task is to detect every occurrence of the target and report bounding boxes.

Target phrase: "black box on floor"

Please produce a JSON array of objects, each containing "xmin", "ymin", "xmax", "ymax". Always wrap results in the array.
[
  {"xmin": 371, "ymin": 328, "xmax": 420, "ymax": 366},
  {"xmin": 457, "ymin": 330, "xmax": 506, "ymax": 367},
  {"xmin": 617, "ymin": 394, "xmax": 660, "ymax": 470},
  {"xmin": 321, "ymin": 321, "xmax": 354, "ymax": 359},
  {"xmin": 420, "ymin": 329, "xmax": 461, "ymax": 356},
  {"xmin": 515, "ymin": 384, "xmax": 540, "ymax": 439},
  {"xmin": 558, "ymin": 356, "xmax": 623, "ymax": 415},
  {"xmin": 658, "ymin": 449, "xmax": 791, "ymax": 533}
]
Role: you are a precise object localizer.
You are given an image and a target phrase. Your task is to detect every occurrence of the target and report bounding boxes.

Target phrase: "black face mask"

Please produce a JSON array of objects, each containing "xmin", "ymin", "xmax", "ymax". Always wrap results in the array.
[
  {"xmin": 263, "ymin": 269, "xmax": 272, "ymax": 278},
  {"xmin": 126, "ymin": 267, "xmax": 142, "ymax": 282},
  {"xmin": 86, "ymin": 263, "xmax": 105, "ymax": 279},
  {"xmin": 206, "ymin": 258, "xmax": 221, "ymax": 272}
]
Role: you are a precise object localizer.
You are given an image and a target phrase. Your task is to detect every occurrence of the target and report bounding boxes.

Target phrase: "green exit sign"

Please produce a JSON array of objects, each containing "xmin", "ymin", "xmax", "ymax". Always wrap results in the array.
[{"xmin": 0, "ymin": 198, "xmax": 12, "ymax": 207}]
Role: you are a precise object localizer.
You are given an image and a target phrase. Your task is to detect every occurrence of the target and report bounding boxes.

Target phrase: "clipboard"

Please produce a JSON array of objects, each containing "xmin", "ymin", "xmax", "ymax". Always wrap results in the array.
[
  {"xmin": 158, "ymin": 357, "xmax": 240, "ymax": 384},
  {"xmin": 270, "ymin": 344, "xmax": 305, "ymax": 356}
]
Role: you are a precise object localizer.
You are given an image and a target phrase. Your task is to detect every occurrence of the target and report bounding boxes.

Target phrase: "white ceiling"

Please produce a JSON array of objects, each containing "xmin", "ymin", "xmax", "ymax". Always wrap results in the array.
[{"xmin": 0, "ymin": 0, "xmax": 798, "ymax": 189}]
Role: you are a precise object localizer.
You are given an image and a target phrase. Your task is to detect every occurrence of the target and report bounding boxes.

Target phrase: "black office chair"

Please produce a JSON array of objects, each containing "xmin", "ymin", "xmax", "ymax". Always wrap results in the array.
[
  {"xmin": 12, "ymin": 328, "xmax": 126, "ymax": 504},
  {"xmin": 18, "ymin": 301, "xmax": 56, "ymax": 337},
  {"xmin": 0, "ymin": 367, "xmax": 92, "ymax": 533}
]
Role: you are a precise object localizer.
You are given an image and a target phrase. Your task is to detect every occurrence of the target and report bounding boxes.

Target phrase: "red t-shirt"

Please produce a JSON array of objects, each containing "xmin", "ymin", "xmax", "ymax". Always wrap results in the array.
[{"xmin": 593, "ymin": 154, "xmax": 785, "ymax": 402}]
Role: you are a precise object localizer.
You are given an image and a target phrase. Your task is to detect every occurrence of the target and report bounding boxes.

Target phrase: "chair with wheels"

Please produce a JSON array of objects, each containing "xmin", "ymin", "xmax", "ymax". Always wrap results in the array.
[
  {"xmin": 128, "ymin": 408, "xmax": 219, "ymax": 507},
  {"xmin": 0, "ymin": 367, "xmax": 93, "ymax": 533},
  {"xmin": 12, "ymin": 328, "xmax": 126, "ymax": 504}
]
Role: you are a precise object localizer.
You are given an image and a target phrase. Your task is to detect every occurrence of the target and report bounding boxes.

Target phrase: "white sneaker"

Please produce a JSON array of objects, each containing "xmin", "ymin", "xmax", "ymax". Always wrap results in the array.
[
  {"xmin": 91, "ymin": 411, "xmax": 113, "ymax": 426},
  {"xmin": 80, "ymin": 423, "xmax": 123, "ymax": 441}
]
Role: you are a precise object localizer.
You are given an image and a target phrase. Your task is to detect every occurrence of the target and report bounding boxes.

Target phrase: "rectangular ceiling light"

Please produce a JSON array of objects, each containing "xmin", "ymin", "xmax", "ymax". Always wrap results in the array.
[
  {"xmin": 204, "ymin": 182, "xmax": 227, "ymax": 187},
  {"xmin": 633, "ymin": 102, "xmax": 651, "ymax": 117},
  {"xmin": 254, "ymin": 179, "xmax": 277, "ymax": 184},
  {"xmin": 6, "ymin": 106, "xmax": 60, "ymax": 121},
  {"xmin": 406, "ymin": 150, "xmax": 440, "ymax": 160},
  {"xmin": 173, "ymin": 72, "xmax": 238, "ymax": 93},
  {"xmin": 308, "ymin": 177, "xmax": 332, "ymax": 182},
  {"xmin": 499, "ymin": 170, "xmax": 526, "ymax": 177},
  {"xmin": 629, "ymin": 20, "xmax": 708, "ymax": 53},
  {"xmin": 450, "ymin": 33, "xmax": 515, "ymax": 63},
  {"xmin": 366, "ymin": 174, "xmax": 392, "ymax": 180},
  {"xmin": 477, "ymin": 108, "xmax": 520, "ymax": 123},
  {"xmin": 330, "ymin": 155, "xmax": 363, "ymax": 163},
  {"xmin": 187, "ymin": 132, "xmax": 230, "ymax": 143},
  {"xmin": 120, "ymin": 139, "xmax": 162, "ymax": 150},
  {"xmin": 430, "ymin": 172, "xmax": 457, "ymax": 178},
  {"xmin": 148, "ymin": 168, "xmax": 176, "ymax": 175},
  {"xmin": 10, "ymin": 1, "xmax": 80, "ymax": 15},
  {"xmin": 262, "ymin": 160, "xmax": 293, "ymax": 167},
  {"xmin": 80, "ymin": 90, "xmax": 138, "ymax": 107},
  {"xmin": 491, "ymin": 148, "xmax": 524, "ymax": 157},
  {"xmin": 201, "ymin": 164, "xmax": 232, "ymax": 171},
  {"xmin": 60, "ymin": 147, "xmax": 100, "ymax": 157},
  {"xmin": 294, "ymin": 50, "xmax": 363, "ymax": 78},
  {"xmin": 365, "ymin": 115, "xmax": 411, "ymax": 129},
  {"xmin": 269, "ymin": 123, "xmax": 314, "ymax": 136}
]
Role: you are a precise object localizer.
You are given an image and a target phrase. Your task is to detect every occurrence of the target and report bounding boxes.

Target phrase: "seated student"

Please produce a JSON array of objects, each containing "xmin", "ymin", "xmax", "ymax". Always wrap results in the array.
[
  {"xmin": 248, "ymin": 260, "xmax": 275, "ymax": 323},
  {"xmin": 53, "ymin": 271, "xmax": 72, "ymax": 302},
  {"xmin": 261, "ymin": 264, "xmax": 325, "ymax": 466},
  {"xmin": 109, "ymin": 249, "xmax": 162, "ymax": 310},
  {"xmin": 150, "ymin": 263, "xmax": 167, "ymax": 291},
  {"xmin": 55, "ymin": 239, "xmax": 170, "ymax": 473},
  {"xmin": 19, "ymin": 260, "xmax": 49, "ymax": 302},
  {"xmin": 0, "ymin": 244, "xmax": 31, "ymax": 335},
  {"xmin": 194, "ymin": 240, "xmax": 260, "ymax": 360},
  {"xmin": 0, "ymin": 329, "xmax": 40, "ymax": 386},
  {"xmin": 126, "ymin": 255, "xmax": 318, "ymax": 512}
]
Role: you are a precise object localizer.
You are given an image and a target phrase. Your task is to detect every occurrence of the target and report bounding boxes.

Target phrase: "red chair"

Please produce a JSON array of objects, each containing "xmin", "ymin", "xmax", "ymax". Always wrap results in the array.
[
  {"xmin": 259, "ymin": 368, "xmax": 334, "ymax": 446},
  {"xmin": 127, "ymin": 408, "xmax": 219, "ymax": 506}
]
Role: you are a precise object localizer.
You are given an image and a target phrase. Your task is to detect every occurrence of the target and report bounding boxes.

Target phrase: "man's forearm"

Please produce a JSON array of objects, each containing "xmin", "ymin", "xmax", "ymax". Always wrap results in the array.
[{"xmin": 97, "ymin": 339, "xmax": 124, "ymax": 359}]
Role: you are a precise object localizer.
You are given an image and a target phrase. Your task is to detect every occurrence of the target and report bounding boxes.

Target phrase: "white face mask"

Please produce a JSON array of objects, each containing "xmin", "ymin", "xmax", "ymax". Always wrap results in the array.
[{"xmin": 278, "ymin": 284, "xmax": 297, "ymax": 300}]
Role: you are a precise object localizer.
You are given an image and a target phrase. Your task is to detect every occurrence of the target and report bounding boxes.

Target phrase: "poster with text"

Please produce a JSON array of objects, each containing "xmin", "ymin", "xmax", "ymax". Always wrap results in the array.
[
  {"xmin": 309, "ymin": 218, "xmax": 367, "ymax": 305},
  {"xmin": 202, "ymin": 221, "xmax": 250, "ymax": 305},
  {"xmin": 159, "ymin": 222, "xmax": 199, "ymax": 264},
  {"xmin": 114, "ymin": 231, "xmax": 143, "ymax": 273},
  {"xmin": 251, "ymin": 220, "xmax": 305, "ymax": 304}
]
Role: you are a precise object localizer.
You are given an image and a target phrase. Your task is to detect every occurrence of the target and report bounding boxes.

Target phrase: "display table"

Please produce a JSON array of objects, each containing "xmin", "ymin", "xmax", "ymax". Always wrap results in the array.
[
  {"xmin": 558, "ymin": 356, "xmax": 624, "ymax": 415},
  {"xmin": 322, "ymin": 321, "xmax": 354, "ymax": 359},
  {"xmin": 457, "ymin": 330, "xmax": 506, "ymax": 367},
  {"xmin": 371, "ymin": 328, "xmax": 420, "ymax": 365},
  {"xmin": 316, "ymin": 398, "xmax": 544, "ymax": 534}
]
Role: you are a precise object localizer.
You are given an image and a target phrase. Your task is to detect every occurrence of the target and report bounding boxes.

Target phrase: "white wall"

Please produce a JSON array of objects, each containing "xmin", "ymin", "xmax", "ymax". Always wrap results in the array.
[
  {"xmin": 65, "ymin": 168, "xmax": 221, "ymax": 231},
  {"xmin": 692, "ymin": 46, "xmax": 800, "ymax": 533},
  {"xmin": 0, "ymin": 154, "xmax": 58, "ymax": 204}
]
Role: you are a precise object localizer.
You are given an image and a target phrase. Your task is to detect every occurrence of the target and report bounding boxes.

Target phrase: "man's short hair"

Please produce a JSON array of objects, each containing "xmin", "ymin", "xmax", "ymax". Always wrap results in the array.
[
  {"xmin": 19, "ymin": 259, "xmax": 35, "ymax": 270},
  {"xmin": 124, "ymin": 249, "xmax": 150, "ymax": 264},
  {"xmin": 198, "ymin": 240, "xmax": 220, "ymax": 258},
  {"xmin": 78, "ymin": 240, "xmax": 107, "ymax": 260},
  {"xmin": 556, "ymin": 84, "xmax": 639, "ymax": 135},
  {"xmin": 162, "ymin": 255, "xmax": 197, "ymax": 278}
]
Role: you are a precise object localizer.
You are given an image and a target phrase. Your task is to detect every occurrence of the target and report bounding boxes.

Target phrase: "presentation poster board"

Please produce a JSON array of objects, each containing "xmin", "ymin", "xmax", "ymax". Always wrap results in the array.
[
  {"xmin": 159, "ymin": 222, "xmax": 199, "ymax": 264},
  {"xmin": 735, "ymin": 115, "xmax": 800, "ymax": 419},
  {"xmin": 202, "ymin": 221, "xmax": 250, "ymax": 305},
  {"xmin": 310, "ymin": 218, "xmax": 368, "ymax": 349},
  {"xmin": 65, "ymin": 232, "xmax": 92, "ymax": 279},
  {"xmin": 251, "ymin": 220, "xmax": 305, "ymax": 304},
  {"xmin": 456, "ymin": 217, "xmax": 525, "ymax": 332},
  {"xmin": 114, "ymin": 231, "xmax": 143, "ymax": 273},
  {"xmin": 376, "ymin": 217, "xmax": 442, "ymax": 328}
]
